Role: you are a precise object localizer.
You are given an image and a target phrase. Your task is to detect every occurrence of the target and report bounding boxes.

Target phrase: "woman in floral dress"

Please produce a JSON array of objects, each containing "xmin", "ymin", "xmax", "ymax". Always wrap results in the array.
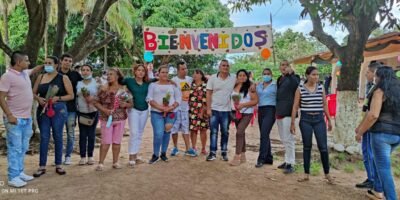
[{"xmin": 189, "ymin": 69, "xmax": 209, "ymax": 155}]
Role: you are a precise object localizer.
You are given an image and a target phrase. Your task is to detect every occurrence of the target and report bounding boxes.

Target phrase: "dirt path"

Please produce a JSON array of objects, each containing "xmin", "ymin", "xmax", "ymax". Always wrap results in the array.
[{"xmin": 0, "ymin": 118, "xmax": 397, "ymax": 200}]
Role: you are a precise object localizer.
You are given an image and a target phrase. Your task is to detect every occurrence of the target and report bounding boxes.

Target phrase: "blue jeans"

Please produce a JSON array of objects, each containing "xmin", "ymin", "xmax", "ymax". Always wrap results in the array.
[
  {"xmin": 370, "ymin": 133, "xmax": 400, "ymax": 200},
  {"xmin": 65, "ymin": 112, "xmax": 77, "ymax": 158},
  {"xmin": 362, "ymin": 132, "xmax": 375, "ymax": 182},
  {"xmin": 299, "ymin": 112, "xmax": 330, "ymax": 174},
  {"xmin": 150, "ymin": 111, "xmax": 176, "ymax": 157},
  {"xmin": 37, "ymin": 103, "xmax": 68, "ymax": 166},
  {"xmin": 78, "ymin": 112, "xmax": 99, "ymax": 158},
  {"xmin": 5, "ymin": 117, "xmax": 33, "ymax": 181},
  {"xmin": 210, "ymin": 110, "xmax": 230, "ymax": 154}
]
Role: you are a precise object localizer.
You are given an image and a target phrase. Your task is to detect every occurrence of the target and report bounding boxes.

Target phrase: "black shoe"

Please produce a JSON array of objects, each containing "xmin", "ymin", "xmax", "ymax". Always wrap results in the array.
[
  {"xmin": 255, "ymin": 162, "xmax": 264, "ymax": 168},
  {"xmin": 283, "ymin": 164, "xmax": 295, "ymax": 174},
  {"xmin": 160, "ymin": 153, "xmax": 168, "ymax": 162},
  {"xmin": 356, "ymin": 179, "xmax": 373, "ymax": 189},
  {"xmin": 221, "ymin": 152, "xmax": 229, "ymax": 161},
  {"xmin": 277, "ymin": 162, "xmax": 287, "ymax": 169},
  {"xmin": 264, "ymin": 160, "xmax": 273, "ymax": 165},
  {"xmin": 149, "ymin": 154, "xmax": 159, "ymax": 164},
  {"xmin": 206, "ymin": 153, "xmax": 216, "ymax": 161}
]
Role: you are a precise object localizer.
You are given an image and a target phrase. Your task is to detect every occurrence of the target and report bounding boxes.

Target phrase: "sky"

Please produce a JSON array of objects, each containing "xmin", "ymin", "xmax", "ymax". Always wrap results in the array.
[{"xmin": 220, "ymin": 0, "xmax": 400, "ymax": 44}]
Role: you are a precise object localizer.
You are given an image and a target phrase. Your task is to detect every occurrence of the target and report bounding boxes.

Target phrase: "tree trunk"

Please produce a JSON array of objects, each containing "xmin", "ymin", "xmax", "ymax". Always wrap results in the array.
[
  {"xmin": 53, "ymin": 0, "xmax": 67, "ymax": 58},
  {"xmin": 23, "ymin": 0, "xmax": 49, "ymax": 67},
  {"xmin": 3, "ymin": 4, "xmax": 9, "ymax": 68},
  {"xmin": 67, "ymin": 0, "xmax": 117, "ymax": 62}
]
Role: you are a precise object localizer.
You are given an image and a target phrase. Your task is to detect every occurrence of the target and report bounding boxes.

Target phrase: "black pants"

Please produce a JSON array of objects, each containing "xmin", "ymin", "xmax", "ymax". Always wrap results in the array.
[
  {"xmin": 257, "ymin": 106, "xmax": 276, "ymax": 164},
  {"xmin": 299, "ymin": 111, "xmax": 330, "ymax": 174},
  {"xmin": 78, "ymin": 111, "xmax": 99, "ymax": 158}
]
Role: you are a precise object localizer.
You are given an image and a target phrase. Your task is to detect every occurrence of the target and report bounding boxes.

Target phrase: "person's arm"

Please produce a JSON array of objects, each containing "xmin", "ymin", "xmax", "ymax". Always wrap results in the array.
[
  {"xmin": 290, "ymin": 88, "xmax": 301, "ymax": 134},
  {"xmin": 0, "ymin": 90, "xmax": 17, "ymax": 124},
  {"xmin": 356, "ymin": 89, "xmax": 384, "ymax": 142},
  {"xmin": 238, "ymin": 89, "xmax": 258, "ymax": 109},
  {"xmin": 322, "ymin": 89, "xmax": 332, "ymax": 131},
  {"xmin": 54, "ymin": 75, "xmax": 74, "ymax": 102},
  {"xmin": 170, "ymin": 84, "xmax": 181, "ymax": 111},
  {"xmin": 29, "ymin": 65, "xmax": 44, "ymax": 75},
  {"xmin": 92, "ymin": 87, "xmax": 112, "ymax": 115},
  {"xmin": 206, "ymin": 77, "xmax": 213, "ymax": 116},
  {"xmin": 32, "ymin": 74, "xmax": 47, "ymax": 107}
]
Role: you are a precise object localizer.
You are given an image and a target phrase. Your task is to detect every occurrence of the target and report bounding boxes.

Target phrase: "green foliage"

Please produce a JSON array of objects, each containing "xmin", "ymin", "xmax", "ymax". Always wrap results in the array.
[
  {"xmin": 7, "ymin": 5, "xmax": 28, "ymax": 49},
  {"xmin": 310, "ymin": 162, "xmax": 321, "ymax": 176},
  {"xmin": 343, "ymin": 164, "xmax": 355, "ymax": 173}
]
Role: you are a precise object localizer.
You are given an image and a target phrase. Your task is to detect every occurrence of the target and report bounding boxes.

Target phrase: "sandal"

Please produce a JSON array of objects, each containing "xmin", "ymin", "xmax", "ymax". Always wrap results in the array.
[
  {"xmin": 366, "ymin": 190, "xmax": 383, "ymax": 200},
  {"xmin": 128, "ymin": 160, "xmax": 136, "ymax": 168},
  {"xmin": 96, "ymin": 164, "xmax": 104, "ymax": 171},
  {"xmin": 297, "ymin": 176, "xmax": 310, "ymax": 182},
  {"xmin": 325, "ymin": 174, "xmax": 335, "ymax": 185},
  {"xmin": 55, "ymin": 167, "xmax": 66, "ymax": 175},
  {"xmin": 112, "ymin": 163, "xmax": 122, "ymax": 169},
  {"xmin": 33, "ymin": 168, "xmax": 46, "ymax": 178}
]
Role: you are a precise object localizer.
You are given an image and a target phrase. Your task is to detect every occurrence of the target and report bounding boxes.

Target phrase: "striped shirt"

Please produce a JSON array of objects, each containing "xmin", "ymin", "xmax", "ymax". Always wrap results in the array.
[{"xmin": 299, "ymin": 83, "xmax": 324, "ymax": 112}]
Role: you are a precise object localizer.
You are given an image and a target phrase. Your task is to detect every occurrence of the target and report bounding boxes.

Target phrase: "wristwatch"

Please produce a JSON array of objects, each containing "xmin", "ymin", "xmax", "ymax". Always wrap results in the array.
[{"xmin": 58, "ymin": 96, "xmax": 62, "ymax": 101}]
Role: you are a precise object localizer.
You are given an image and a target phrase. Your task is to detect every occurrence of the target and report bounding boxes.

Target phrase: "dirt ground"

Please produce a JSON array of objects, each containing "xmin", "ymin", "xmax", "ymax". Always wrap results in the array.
[{"xmin": 0, "ymin": 117, "xmax": 399, "ymax": 200}]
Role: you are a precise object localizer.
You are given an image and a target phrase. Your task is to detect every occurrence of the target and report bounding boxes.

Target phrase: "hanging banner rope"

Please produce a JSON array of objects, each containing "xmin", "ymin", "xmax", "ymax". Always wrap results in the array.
[{"xmin": 143, "ymin": 25, "xmax": 273, "ymax": 55}]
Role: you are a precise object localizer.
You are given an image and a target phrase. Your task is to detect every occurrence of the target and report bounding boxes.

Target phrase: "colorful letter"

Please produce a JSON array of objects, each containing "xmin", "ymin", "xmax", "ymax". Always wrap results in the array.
[
  {"xmin": 170, "ymin": 35, "xmax": 178, "ymax": 50},
  {"xmin": 191, "ymin": 35, "xmax": 200, "ymax": 50},
  {"xmin": 219, "ymin": 34, "xmax": 229, "ymax": 48},
  {"xmin": 179, "ymin": 34, "xmax": 192, "ymax": 50},
  {"xmin": 243, "ymin": 33, "xmax": 253, "ymax": 47},
  {"xmin": 208, "ymin": 33, "xmax": 219, "ymax": 49},
  {"xmin": 200, "ymin": 33, "xmax": 208, "ymax": 49},
  {"xmin": 254, "ymin": 30, "xmax": 267, "ymax": 47},
  {"xmin": 158, "ymin": 35, "xmax": 169, "ymax": 50},
  {"xmin": 231, "ymin": 34, "xmax": 242, "ymax": 49},
  {"xmin": 144, "ymin": 31, "xmax": 157, "ymax": 51}
]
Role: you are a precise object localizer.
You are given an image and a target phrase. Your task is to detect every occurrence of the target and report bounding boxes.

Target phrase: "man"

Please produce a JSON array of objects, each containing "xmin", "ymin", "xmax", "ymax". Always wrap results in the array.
[
  {"xmin": 355, "ymin": 61, "xmax": 381, "ymax": 189},
  {"xmin": 0, "ymin": 51, "xmax": 43, "ymax": 187},
  {"xmin": 58, "ymin": 53, "xmax": 82, "ymax": 165},
  {"xmin": 276, "ymin": 60, "xmax": 300, "ymax": 174},
  {"xmin": 206, "ymin": 59, "xmax": 236, "ymax": 161},
  {"xmin": 324, "ymin": 74, "xmax": 332, "ymax": 94},
  {"xmin": 170, "ymin": 62, "xmax": 197, "ymax": 157}
]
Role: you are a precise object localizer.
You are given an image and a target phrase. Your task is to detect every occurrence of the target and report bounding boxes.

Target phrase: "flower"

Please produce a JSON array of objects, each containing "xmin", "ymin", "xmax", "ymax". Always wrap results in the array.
[{"xmin": 169, "ymin": 112, "xmax": 175, "ymax": 119}]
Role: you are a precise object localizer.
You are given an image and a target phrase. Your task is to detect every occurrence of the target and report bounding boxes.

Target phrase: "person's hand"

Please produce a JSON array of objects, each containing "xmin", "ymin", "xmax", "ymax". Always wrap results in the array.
[
  {"xmin": 237, "ymin": 104, "xmax": 245, "ymax": 110},
  {"xmin": 51, "ymin": 97, "xmax": 58, "ymax": 104},
  {"xmin": 355, "ymin": 133, "xmax": 363, "ymax": 143},
  {"xmin": 147, "ymin": 63, "xmax": 154, "ymax": 71},
  {"xmin": 355, "ymin": 127, "xmax": 360, "ymax": 134},
  {"xmin": 103, "ymin": 109, "xmax": 113, "ymax": 116},
  {"xmin": 119, "ymin": 101, "xmax": 129, "ymax": 108},
  {"xmin": 207, "ymin": 108, "xmax": 211, "ymax": 117},
  {"xmin": 6, "ymin": 114, "xmax": 17, "ymax": 125},
  {"xmin": 290, "ymin": 122, "xmax": 296, "ymax": 135},
  {"xmin": 285, "ymin": 67, "xmax": 294, "ymax": 74},
  {"xmin": 37, "ymin": 97, "xmax": 47, "ymax": 107},
  {"xmin": 249, "ymin": 83, "xmax": 256, "ymax": 92},
  {"xmin": 327, "ymin": 120, "xmax": 333, "ymax": 131}
]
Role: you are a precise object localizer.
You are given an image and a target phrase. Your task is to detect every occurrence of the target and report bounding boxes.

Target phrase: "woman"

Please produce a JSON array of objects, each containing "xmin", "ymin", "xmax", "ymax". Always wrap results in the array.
[
  {"xmin": 356, "ymin": 66, "xmax": 400, "ymax": 200},
  {"xmin": 32, "ymin": 56, "xmax": 74, "ymax": 177},
  {"xmin": 147, "ymin": 65, "xmax": 181, "ymax": 164},
  {"xmin": 230, "ymin": 69, "xmax": 258, "ymax": 166},
  {"xmin": 76, "ymin": 64, "xmax": 99, "ymax": 165},
  {"xmin": 189, "ymin": 69, "xmax": 209, "ymax": 155},
  {"xmin": 124, "ymin": 64, "xmax": 152, "ymax": 167},
  {"xmin": 255, "ymin": 68, "xmax": 277, "ymax": 168},
  {"xmin": 93, "ymin": 67, "xmax": 132, "ymax": 171},
  {"xmin": 290, "ymin": 66, "xmax": 333, "ymax": 184}
]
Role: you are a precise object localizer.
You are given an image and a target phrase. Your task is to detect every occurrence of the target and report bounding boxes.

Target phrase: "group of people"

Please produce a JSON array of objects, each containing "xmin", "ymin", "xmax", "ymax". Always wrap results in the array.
[{"xmin": 1, "ymin": 51, "xmax": 400, "ymax": 200}]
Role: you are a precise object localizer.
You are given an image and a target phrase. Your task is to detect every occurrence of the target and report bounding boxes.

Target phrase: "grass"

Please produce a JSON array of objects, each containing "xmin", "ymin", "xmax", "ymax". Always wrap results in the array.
[
  {"xmin": 344, "ymin": 164, "xmax": 355, "ymax": 173},
  {"xmin": 310, "ymin": 162, "xmax": 322, "ymax": 176},
  {"xmin": 356, "ymin": 160, "xmax": 365, "ymax": 171},
  {"xmin": 336, "ymin": 152, "xmax": 347, "ymax": 162}
]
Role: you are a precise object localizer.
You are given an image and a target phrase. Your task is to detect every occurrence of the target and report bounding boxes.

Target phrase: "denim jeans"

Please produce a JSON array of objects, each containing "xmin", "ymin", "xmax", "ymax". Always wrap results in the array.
[
  {"xmin": 362, "ymin": 132, "xmax": 375, "ymax": 182},
  {"xmin": 257, "ymin": 106, "xmax": 276, "ymax": 164},
  {"xmin": 370, "ymin": 132, "xmax": 400, "ymax": 200},
  {"xmin": 37, "ymin": 102, "xmax": 68, "ymax": 166},
  {"xmin": 5, "ymin": 117, "xmax": 33, "ymax": 181},
  {"xmin": 150, "ymin": 111, "xmax": 176, "ymax": 157},
  {"xmin": 78, "ymin": 111, "xmax": 99, "ymax": 158},
  {"xmin": 299, "ymin": 111, "xmax": 330, "ymax": 174},
  {"xmin": 210, "ymin": 110, "xmax": 230, "ymax": 154},
  {"xmin": 65, "ymin": 111, "xmax": 77, "ymax": 158}
]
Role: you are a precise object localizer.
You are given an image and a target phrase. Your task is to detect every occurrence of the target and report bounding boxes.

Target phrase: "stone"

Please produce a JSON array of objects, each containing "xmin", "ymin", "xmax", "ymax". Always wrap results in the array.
[
  {"xmin": 327, "ymin": 141, "xmax": 335, "ymax": 149},
  {"xmin": 345, "ymin": 145, "xmax": 360, "ymax": 155},
  {"xmin": 333, "ymin": 143, "xmax": 345, "ymax": 152}
]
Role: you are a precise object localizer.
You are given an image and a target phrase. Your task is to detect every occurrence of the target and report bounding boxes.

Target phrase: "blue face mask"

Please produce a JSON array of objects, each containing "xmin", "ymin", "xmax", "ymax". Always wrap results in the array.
[
  {"xmin": 263, "ymin": 75, "xmax": 272, "ymax": 82},
  {"xmin": 44, "ymin": 65, "xmax": 54, "ymax": 73},
  {"xmin": 83, "ymin": 75, "xmax": 92, "ymax": 80}
]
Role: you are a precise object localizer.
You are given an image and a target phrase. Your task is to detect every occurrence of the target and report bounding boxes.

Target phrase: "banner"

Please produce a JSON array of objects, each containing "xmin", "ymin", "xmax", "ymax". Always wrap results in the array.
[{"xmin": 143, "ymin": 25, "xmax": 273, "ymax": 55}]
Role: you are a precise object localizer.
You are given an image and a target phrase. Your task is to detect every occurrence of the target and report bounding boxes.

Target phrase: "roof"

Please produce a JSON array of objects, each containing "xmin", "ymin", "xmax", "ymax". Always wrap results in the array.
[{"xmin": 292, "ymin": 32, "xmax": 400, "ymax": 64}]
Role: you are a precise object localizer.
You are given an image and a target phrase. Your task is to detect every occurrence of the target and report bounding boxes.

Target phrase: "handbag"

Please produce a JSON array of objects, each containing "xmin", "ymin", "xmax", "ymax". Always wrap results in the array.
[{"xmin": 79, "ymin": 113, "xmax": 97, "ymax": 126}]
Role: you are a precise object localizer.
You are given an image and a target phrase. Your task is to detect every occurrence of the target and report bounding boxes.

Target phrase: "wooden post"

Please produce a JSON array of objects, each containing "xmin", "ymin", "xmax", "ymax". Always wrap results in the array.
[{"xmin": 331, "ymin": 63, "xmax": 337, "ymax": 93}]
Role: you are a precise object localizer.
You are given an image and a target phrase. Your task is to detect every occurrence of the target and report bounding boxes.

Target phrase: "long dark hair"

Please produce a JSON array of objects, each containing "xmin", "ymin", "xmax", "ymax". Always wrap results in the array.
[
  {"xmin": 375, "ymin": 66, "xmax": 400, "ymax": 113},
  {"xmin": 194, "ymin": 69, "xmax": 207, "ymax": 83},
  {"xmin": 304, "ymin": 66, "xmax": 318, "ymax": 84},
  {"xmin": 236, "ymin": 69, "xmax": 251, "ymax": 98}
]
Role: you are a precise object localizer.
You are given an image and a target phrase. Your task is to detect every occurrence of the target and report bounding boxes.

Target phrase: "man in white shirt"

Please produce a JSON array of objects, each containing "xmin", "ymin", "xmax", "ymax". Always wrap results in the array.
[
  {"xmin": 170, "ymin": 62, "xmax": 197, "ymax": 156},
  {"xmin": 206, "ymin": 59, "xmax": 236, "ymax": 161}
]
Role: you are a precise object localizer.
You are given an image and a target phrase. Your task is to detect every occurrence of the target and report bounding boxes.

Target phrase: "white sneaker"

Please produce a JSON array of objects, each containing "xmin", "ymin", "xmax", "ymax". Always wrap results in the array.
[
  {"xmin": 19, "ymin": 172, "xmax": 34, "ymax": 182},
  {"xmin": 64, "ymin": 157, "xmax": 72, "ymax": 165},
  {"xmin": 8, "ymin": 177, "xmax": 27, "ymax": 188},
  {"xmin": 79, "ymin": 158, "xmax": 86, "ymax": 165}
]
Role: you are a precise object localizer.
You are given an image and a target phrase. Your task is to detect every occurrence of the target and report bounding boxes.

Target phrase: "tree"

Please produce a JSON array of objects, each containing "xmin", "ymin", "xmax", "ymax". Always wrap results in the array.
[{"xmin": 229, "ymin": 0, "xmax": 399, "ymax": 149}]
